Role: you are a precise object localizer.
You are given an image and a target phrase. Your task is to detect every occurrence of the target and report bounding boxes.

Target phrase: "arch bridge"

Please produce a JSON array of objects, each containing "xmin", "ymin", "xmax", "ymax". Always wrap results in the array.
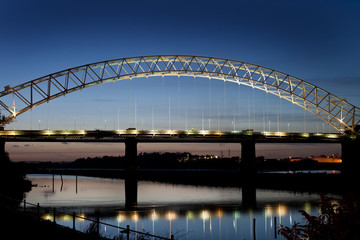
[
  {"xmin": 0, "ymin": 55, "xmax": 359, "ymax": 180},
  {"xmin": 0, "ymin": 55, "xmax": 359, "ymax": 135}
]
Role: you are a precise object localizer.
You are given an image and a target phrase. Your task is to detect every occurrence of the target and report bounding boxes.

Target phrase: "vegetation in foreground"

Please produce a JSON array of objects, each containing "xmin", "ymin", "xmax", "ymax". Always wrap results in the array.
[{"xmin": 279, "ymin": 194, "xmax": 360, "ymax": 240}]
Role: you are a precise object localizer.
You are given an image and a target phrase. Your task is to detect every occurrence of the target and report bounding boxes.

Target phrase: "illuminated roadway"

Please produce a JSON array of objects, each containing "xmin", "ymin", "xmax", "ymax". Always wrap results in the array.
[{"xmin": 0, "ymin": 129, "xmax": 349, "ymax": 143}]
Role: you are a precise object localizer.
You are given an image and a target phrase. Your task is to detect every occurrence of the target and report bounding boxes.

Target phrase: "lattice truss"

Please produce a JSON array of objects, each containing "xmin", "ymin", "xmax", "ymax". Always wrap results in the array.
[{"xmin": 1, "ymin": 55, "xmax": 359, "ymax": 134}]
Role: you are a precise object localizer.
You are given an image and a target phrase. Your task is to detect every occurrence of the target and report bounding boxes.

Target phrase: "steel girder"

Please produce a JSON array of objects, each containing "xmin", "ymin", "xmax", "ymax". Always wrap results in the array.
[{"xmin": 1, "ymin": 55, "xmax": 359, "ymax": 135}]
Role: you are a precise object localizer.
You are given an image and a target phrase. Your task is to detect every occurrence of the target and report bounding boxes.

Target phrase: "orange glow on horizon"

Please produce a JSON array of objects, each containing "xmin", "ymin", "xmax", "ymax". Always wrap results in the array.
[{"xmin": 289, "ymin": 156, "xmax": 342, "ymax": 163}]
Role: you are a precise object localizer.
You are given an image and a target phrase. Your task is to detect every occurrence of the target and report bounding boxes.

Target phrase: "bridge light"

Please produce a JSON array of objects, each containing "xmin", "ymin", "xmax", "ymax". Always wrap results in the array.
[
  {"xmin": 60, "ymin": 214, "xmax": 71, "ymax": 222},
  {"xmin": 200, "ymin": 130, "xmax": 208, "ymax": 135},
  {"xmin": 44, "ymin": 130, "xmax": 53, "ymax": 135},
  {"xmin": 166, "ymin": 211, "xmax": 177, "ymax": 221},
  {"xmin": 277, "ymin": 204, "xmax": 288, "ymax": 217},
  {"xmin": 326, "ymin": 134, "xmax": 339, "ymax": 139},
  {"xmin": 301, "ymin": 133, "xmax": 310, "ymax": 138},
  {"xmin": 131, "ymin": 213, "xmax": 139, "ymax": 222},
  {"xmin": 150, "ymin": 211, "xmax": 158, "ymax": 221},
  {"xmin": 186, "ymin": 211, "xmax": 195, "ymax": 220},
  {"xmin": 42, "ymin": 214, "xmax": 53, "ymax": 221},
  {"xmin": 77, "ymin": 213, "xmax": 86, "ymax": 222},
  {"xmin": 117, "ymin": 213, "xmax": 126, "ymax": 222},
  {"xmin": 200, "ymin": 210, "xmax": 210, "ymax": 220}
]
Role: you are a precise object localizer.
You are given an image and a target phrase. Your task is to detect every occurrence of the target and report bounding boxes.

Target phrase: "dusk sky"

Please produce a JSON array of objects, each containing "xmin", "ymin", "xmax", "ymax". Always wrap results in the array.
[{"xmin": 1, "ymin": 0, "xmax": 359, "ymax": 162}]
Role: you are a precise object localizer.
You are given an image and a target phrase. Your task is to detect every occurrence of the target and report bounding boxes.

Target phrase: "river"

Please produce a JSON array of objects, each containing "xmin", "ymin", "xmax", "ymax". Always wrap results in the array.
[{"xmin": 23, "ymin": 174, "xmax": 334, "ymax": 240}]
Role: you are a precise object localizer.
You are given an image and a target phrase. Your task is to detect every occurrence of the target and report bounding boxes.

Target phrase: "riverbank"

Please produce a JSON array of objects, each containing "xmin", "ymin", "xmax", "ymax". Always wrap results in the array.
[
  {"xmin": 35, "ymin": 168, "xmax": 353, "ymax": 195},
  {"xmin": 0, "ymin": 204, "xmax": 109, "ymax": 240}
]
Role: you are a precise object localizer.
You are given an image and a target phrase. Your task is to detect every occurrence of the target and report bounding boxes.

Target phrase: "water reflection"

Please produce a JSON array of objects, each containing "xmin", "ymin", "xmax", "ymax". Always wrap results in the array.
[{"xmin": 25, "ymin": 174, "xmax": 324, "ymax": 240}]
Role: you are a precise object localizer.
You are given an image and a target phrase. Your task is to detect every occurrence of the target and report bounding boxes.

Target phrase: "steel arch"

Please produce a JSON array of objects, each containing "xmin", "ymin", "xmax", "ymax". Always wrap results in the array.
[{"xmin": 1, "ymin": 55, "xmax": 359, "ymax": 135}]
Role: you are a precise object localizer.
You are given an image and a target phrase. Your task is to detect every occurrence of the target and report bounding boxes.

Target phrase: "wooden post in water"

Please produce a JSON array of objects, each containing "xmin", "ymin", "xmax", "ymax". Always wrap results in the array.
[
  {"xmin": 73, "ymin": 212, "xmax": 76, "ymax": 230},
  {"xmin": 126, "ymin": 225, "xmax": 130, "ymax": 240},
  {"xmin": 274, "ymin": 216, "xmax": 277, "ymax": 239},
  {"xmin": 253, "ymin": 218, "xmax": 256, "ymax": 240},
  {"xmin": 121, "ymin": 225, "xmax": 130, "ymax": 240},
  {"xmin": 52, "ymin": 174, "xmax": 55, "ymax": 193},
  {"xmin": 76, "ymin": 175, "xmax": 78, "ymax": 194},
  {"xmin": 96, "ymin": 217, "xmax": 100, "ymax": 235},
  {"xmin": 53, "ymin": 207, "xmax": 56, "ymax": 223},
  {"xmin": 37, "ymin": 203, "xmax": 40, "ymax": 220}
]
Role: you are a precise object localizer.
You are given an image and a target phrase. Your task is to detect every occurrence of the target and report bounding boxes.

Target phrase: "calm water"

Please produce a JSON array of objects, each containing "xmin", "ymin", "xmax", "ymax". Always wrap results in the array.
[{"xmin": 24, "ymin": 174, "xmax": 330, "ymax": 240}]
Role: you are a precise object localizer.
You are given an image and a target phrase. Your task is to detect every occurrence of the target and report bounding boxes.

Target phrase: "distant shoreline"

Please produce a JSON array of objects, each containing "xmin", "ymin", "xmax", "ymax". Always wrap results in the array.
[{"xmin": 31, "ymin": 168, "xmax": 350, "ymax": 195}]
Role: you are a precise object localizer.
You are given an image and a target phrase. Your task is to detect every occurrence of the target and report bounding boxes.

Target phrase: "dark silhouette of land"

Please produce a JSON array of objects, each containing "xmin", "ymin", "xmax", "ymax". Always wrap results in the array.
[
  {"xmin": 0, "ymin": 152, "xmax": 108, "ymax": 240},
  {"xmin": 16, "ymin": 152, "xmax": 348, "ymax": 194},
  {"xmin": 0, "ymin": 206, "xmax": 109, "ymax": 240},
  {"xmin": 19, "ymin": 152, "xmax": 341, "ymax": 172}
]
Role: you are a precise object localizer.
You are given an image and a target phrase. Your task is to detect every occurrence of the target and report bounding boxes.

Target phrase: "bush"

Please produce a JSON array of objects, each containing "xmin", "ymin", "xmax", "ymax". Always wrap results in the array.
[{"xmin": 279, "ymin": 194, "xmax": 360, "ymax": 240}]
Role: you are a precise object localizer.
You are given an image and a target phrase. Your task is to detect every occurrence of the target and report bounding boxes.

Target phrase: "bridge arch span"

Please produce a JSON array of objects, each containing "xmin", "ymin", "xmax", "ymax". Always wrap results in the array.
[{"xmin": 1, "ymin": 55, "xmax": 359, "ymax": 135}]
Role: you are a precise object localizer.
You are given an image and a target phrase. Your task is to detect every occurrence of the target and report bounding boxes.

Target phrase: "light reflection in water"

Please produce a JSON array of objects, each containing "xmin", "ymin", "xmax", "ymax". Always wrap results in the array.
[{"xmin": 25, "ymin": 174, "xmax": 325, "ymax": 240}]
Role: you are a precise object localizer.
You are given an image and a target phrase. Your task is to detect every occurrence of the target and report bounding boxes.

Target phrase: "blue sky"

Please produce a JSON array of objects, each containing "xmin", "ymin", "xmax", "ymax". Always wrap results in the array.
[{"xmin": 1, "ymin": 0, "xmax": 359, "ymax": 161}]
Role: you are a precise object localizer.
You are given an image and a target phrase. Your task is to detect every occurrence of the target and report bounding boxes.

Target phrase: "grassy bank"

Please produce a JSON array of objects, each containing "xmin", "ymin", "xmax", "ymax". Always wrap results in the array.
[{"xmin": 0, "ymin": 204, "xmax": 109, "ymax": 240}]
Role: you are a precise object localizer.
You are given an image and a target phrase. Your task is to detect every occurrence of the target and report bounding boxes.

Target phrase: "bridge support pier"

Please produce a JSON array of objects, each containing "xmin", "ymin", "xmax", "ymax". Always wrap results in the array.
[
  {"xmin": 0, "ymin": 126, "xmax": 6, "ymax": 163},
  {"xmin": 240, "ymin": 140, "xmax": 257, "ymax": 209},
  {"xmin": 0, "ymin": 140, "xmax": 5, "ymax": 162},
  {"xmin": 241, "ymin": 140, "xmax": 257, "ymax": 176},
  {"xmin": 124, "ymin": 137, "xmax": 138, "ymax": 208},
  {"xmin": 341, "ymin": 139, "xmax": 360, "ymax": 181}
]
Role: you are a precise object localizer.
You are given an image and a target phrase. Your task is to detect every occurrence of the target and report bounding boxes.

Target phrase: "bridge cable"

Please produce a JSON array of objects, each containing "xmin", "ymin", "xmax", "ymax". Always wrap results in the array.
[
  {"xmin": 209, "ymin": 78, "xmax": 211, "ymax": 131},
  {"xmin": 202, "ymin": 103, "xmax": 204, "ymax": 131},
  {"xmin": 267, "ymin": 94, "xmax": 270, "ymax": 131},
  {"xmin": 194, "ymin": 77, "xmax": 197, "ymax": 130},
  {"xmin": 185, "ymin": 105, "xmax": 188, "ymax": 130},
  {"xmin": 46, "ymin": 99, "xmax": 49, "ymax": 130},
  {"xmin": 304, "ymin": 108, "xmax": 307, "ymax": 133},
  {"xmin": 117, "ymin": 104, "xmax": 120, "ymax": 130},
  {"xmin": 169, "ymin": 90, "xmax": 171, "ymax": 130},
  {"xmin": 316, "ymin": 112, "xmax": 319, "ymax": 134},
  {"xmin": 30, "ymin": 108, "xmax": 33, "ymax": 130},
  {"xmin": 248, "ymin": 89, "xmax": 251, "ymax": 130},
  {"xmin": 162, "ymin": 76, "xmax": 165, "ymax": 129},
  {"xmin": 224, "ymin": 80, "xmax": 227, "ymax": 130},
  {"xmin": 290, "ymin": 100, "xmax": 294, "ymax": 132},
  {"xmin": 238, "ymin": 83, "xmax": 241, "ymax": 131},
  {"xmin": 277, "ymin": 97, "xmax": 281, "ymax": 132},
  {"xmin": 252, "ymin": 87, "xmax": 255, "ymax": 130},
  {"xmin": 217, "ymin": 98, "xmax": 220, "ymax": 131},
  {"xmin": 233, "ymin": 104, "xmax": 235, "ymax": 131},
  {"xmin": 178, "ymin": 77, "xmax": 180, "ymax": 128},
  {"xmin": 150, "ymin": 77, "xmax": 154, "ymax": 130},
  {"xmin": 262, "ymin": 102, "xmax": 265, "ymax": 132}
]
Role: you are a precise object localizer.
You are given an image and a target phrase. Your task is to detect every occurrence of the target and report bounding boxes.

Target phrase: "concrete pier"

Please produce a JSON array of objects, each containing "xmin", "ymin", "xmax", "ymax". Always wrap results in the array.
[
  {"xmin": 241, "ymin": 140, "xmax": 257, "ymax": 176},
  {"xmin": 341, "ymin": 139, "xmax": 360, "ymax": 180},
  {"xmin": 124, "ymin": 137, "xmax": 138, "ymax": 208},
  {"xmin": 0, "ymin": 126, "xmax": 5, "ymax": 162}
]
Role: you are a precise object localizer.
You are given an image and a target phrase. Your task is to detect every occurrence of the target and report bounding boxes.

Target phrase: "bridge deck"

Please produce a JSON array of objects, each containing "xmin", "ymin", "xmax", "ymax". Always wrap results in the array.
[{"xmin": 0, "ymin": 129, "xmax": 348, "ymax": 143}]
